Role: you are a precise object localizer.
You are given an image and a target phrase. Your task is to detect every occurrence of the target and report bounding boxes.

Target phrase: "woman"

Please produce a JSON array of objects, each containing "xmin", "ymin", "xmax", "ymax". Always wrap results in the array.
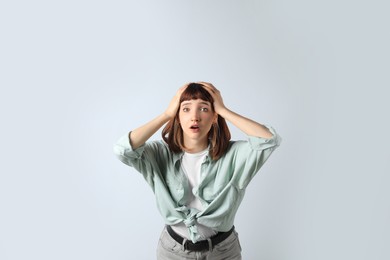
[{"xmin": 114, "ymin": 82, "xmax": 281, "ymax": 259}]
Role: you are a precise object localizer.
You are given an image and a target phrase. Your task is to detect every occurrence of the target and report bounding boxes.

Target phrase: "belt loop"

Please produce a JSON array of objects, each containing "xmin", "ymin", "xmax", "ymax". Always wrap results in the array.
[
  {"xmin": 181, "ymin": 238, "xmax": 188, "ymax": 251},
  {"xmin": 207, "ymin": 238, "xmax": 213, "ymax": 252}
]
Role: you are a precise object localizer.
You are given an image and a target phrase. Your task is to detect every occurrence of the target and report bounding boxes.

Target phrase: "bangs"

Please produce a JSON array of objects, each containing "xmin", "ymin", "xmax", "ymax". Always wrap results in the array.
[{"xmin": 180, "ymin": 83, "xmax": 214, "ymax": 103}]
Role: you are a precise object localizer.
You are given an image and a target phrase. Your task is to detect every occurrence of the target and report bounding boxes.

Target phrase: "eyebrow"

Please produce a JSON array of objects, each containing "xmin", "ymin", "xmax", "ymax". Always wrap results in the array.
[{"xmin": 181, "ymin": 101, "xmax": 211, "ymax": 106}]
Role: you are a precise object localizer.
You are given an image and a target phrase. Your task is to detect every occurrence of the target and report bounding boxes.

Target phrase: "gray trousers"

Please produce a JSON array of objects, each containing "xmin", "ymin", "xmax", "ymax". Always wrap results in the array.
[{"xmin": 156, "ymin": 227, "xmax": 242, "ymax": 260}]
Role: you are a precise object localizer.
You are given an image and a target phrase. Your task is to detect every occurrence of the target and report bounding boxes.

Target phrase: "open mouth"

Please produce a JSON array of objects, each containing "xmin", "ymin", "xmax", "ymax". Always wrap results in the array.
[{"xmin": 190, "ymin": 125, "xmax": 199, "ymax": 130}]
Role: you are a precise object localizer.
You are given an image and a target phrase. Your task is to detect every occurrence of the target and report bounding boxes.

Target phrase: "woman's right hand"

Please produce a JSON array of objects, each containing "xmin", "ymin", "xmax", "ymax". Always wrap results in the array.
[{"xmin": 164, "ymin": 83, "xmax": 188, "ymax": 119}]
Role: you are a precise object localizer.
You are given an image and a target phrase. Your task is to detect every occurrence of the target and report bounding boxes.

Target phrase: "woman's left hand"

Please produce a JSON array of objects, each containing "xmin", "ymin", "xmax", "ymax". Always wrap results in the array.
[{"xmin": 198, "ymin": 82, "xmax": 226, "ymax": 114}]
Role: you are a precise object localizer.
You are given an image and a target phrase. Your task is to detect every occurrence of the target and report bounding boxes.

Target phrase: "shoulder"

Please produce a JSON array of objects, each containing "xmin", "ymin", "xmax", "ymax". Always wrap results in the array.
[
  {"xmin": 143, "ymin": 139, "xmax": 171, "ymax": 153},
  {"xmin": 226, "ymin": 139, "xmax": 248, "ymax": 150}
]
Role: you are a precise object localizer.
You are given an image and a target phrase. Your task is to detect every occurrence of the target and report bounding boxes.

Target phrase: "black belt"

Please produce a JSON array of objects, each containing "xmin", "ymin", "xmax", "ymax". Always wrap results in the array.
[{"xmin": 166, "ymin": 225, "xmax": 234, "ymax": 252}]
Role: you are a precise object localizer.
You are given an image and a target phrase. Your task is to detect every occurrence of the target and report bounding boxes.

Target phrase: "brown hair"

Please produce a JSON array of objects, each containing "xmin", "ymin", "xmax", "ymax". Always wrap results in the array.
[{"xmin": 162, "ymin": 83, "xmax": 231, "ymax": 160}]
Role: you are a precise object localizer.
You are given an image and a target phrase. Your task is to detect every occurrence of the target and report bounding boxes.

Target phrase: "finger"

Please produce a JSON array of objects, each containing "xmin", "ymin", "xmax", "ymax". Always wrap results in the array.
[
  {"xmin": 203, "ymin": 85, "xmax": 216, "ymax": 95},
  {"xmin": 199, "ymin": 82, "xmax": 217, "ymax": 93},
  {"xmin": 180, "ymin": 83, "xmax": 189, "ymax": 90},
  {"xmin": 198, "ymin": 81, "xmax": 214, "ymax": 88},
  {"xmin": 177, "ymin": 83, "xmax": 189, "ymax": 95}
]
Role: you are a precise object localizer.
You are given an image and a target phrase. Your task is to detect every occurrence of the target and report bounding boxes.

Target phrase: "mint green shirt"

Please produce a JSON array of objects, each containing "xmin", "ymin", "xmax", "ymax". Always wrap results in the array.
[{"xmin": 114, "ymin": 126, "xmax": 281, "ymax": 242}]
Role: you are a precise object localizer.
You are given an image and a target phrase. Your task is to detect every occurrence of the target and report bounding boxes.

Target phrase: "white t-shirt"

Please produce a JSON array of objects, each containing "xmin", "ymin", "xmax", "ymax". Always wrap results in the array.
[{"xmin": 171, "ymin": 148, "xmax": 218, "ymax": 240}]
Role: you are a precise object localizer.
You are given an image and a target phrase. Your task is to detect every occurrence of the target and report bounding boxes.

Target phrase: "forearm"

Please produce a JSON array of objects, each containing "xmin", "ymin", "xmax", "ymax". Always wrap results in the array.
[
  {"xmin": 218, "ymin": 108, "xmax": 273, "ymax": 138},
  {"xmin": 199, "ymin": 82, "xmax": 273, "ymax": 138},
  {"xmin": 128, "ymin": 84, "xmax": 188, "ymax": 149},
  {"xmin": 129, "ymin": 113, "xmax": 171, "ymax": 149}
]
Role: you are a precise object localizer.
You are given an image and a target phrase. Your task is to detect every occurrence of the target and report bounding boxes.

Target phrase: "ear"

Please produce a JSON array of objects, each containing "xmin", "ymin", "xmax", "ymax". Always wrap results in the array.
[{"xmin": 213, "ymin": 113, "xmax": 218, "ymax": 123}]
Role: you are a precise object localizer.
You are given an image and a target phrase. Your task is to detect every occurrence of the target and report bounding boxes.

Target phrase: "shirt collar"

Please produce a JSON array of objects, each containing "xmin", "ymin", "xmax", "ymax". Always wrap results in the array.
[{"xmin": 172, "ymin": 149, "xmax": 211, "ymax": 165}]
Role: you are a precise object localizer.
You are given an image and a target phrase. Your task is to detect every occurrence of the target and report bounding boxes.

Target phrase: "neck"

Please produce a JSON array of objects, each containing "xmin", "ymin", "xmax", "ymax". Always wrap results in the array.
[{"xmin": 183, "ymin": 139, "xmax": 208, "ymax": 154}]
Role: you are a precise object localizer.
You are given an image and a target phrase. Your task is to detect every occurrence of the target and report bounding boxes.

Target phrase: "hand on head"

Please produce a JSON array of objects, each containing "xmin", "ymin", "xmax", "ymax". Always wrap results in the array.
[
  {"xmin": 165, "ymin": 83, "xmax": 189, "ymax": 119},
  {"xmin": 197, "ymin": 82, "xmax": 226, "ymax": 115}
]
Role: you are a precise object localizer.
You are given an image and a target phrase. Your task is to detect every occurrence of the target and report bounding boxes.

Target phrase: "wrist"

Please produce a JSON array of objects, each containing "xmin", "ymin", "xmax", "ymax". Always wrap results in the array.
[
  {"xmin": 216, "ymin": 107, "xmax": 230, "ymax": 117},
  {"xmin": 162, "ymin": 112, "xmax": 174, "ymax": 121}
]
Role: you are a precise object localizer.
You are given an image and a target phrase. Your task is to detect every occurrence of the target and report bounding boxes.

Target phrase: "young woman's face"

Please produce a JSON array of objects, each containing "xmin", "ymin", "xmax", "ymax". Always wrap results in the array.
[{"xmin": 178, "ymin": 98, "xmax": 216, "ymax": 148}]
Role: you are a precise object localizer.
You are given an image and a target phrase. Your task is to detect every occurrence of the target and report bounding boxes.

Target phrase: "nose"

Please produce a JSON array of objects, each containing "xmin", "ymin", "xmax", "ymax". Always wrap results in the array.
[{"xmin": 191, "ymin": 110, "xmax": 200, "ymax": 122}]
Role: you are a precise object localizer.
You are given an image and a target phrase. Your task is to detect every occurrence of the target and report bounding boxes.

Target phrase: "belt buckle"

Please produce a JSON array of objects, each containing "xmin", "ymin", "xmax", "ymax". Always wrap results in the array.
[{"xmin": 184, "ymin": 240, "xmax": 209, "ymax": 252}]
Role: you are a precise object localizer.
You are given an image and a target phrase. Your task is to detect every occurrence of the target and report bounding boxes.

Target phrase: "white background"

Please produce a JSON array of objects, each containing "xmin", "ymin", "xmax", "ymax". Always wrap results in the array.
[{"xmin": 1, "ymin": 0, "xmax": 389, "ymax": 259}]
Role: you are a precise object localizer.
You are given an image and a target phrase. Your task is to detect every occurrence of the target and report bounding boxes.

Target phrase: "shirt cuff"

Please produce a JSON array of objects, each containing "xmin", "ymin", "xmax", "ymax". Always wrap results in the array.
[
  {"xmin": 247, "ymin": 126, "xmax": 282, "ymax": 150},
  {"xmin": 114, "ymin": 131, "xmax": 146, "ymax": 158}
]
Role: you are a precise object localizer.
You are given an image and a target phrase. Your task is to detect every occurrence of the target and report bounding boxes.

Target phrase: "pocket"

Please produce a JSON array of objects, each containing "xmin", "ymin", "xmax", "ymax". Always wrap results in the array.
[
  {"xmin": 213, "ymin": 231, "xmax": 242, "ymax": 253},
  {"xmin": 158, "ymin": 229, "xmax": 182, "ymax": 253}
]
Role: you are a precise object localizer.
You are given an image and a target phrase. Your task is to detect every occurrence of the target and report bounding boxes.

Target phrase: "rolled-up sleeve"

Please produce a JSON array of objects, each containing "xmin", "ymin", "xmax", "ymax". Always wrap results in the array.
[
  {"xmin": 232, "ymin": 126, "xmax": 282, "ymax": 189},
  {"xmin": 113, "ymin": 132, "xmax": 146, "ymax": 167},
  {"xmin": 247, "ymin": 126, "xmax": 282, "ymax": 150}
]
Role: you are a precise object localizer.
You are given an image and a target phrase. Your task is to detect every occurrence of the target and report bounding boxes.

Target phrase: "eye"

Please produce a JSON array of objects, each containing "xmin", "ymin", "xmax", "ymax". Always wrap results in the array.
[
  {"xmin": 182, "ymin": 107, "xmax": 189, "ymax": 112},
  {"xmin": 200, "ymin": 107, "xmax": 209, "ymax": 112}
]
